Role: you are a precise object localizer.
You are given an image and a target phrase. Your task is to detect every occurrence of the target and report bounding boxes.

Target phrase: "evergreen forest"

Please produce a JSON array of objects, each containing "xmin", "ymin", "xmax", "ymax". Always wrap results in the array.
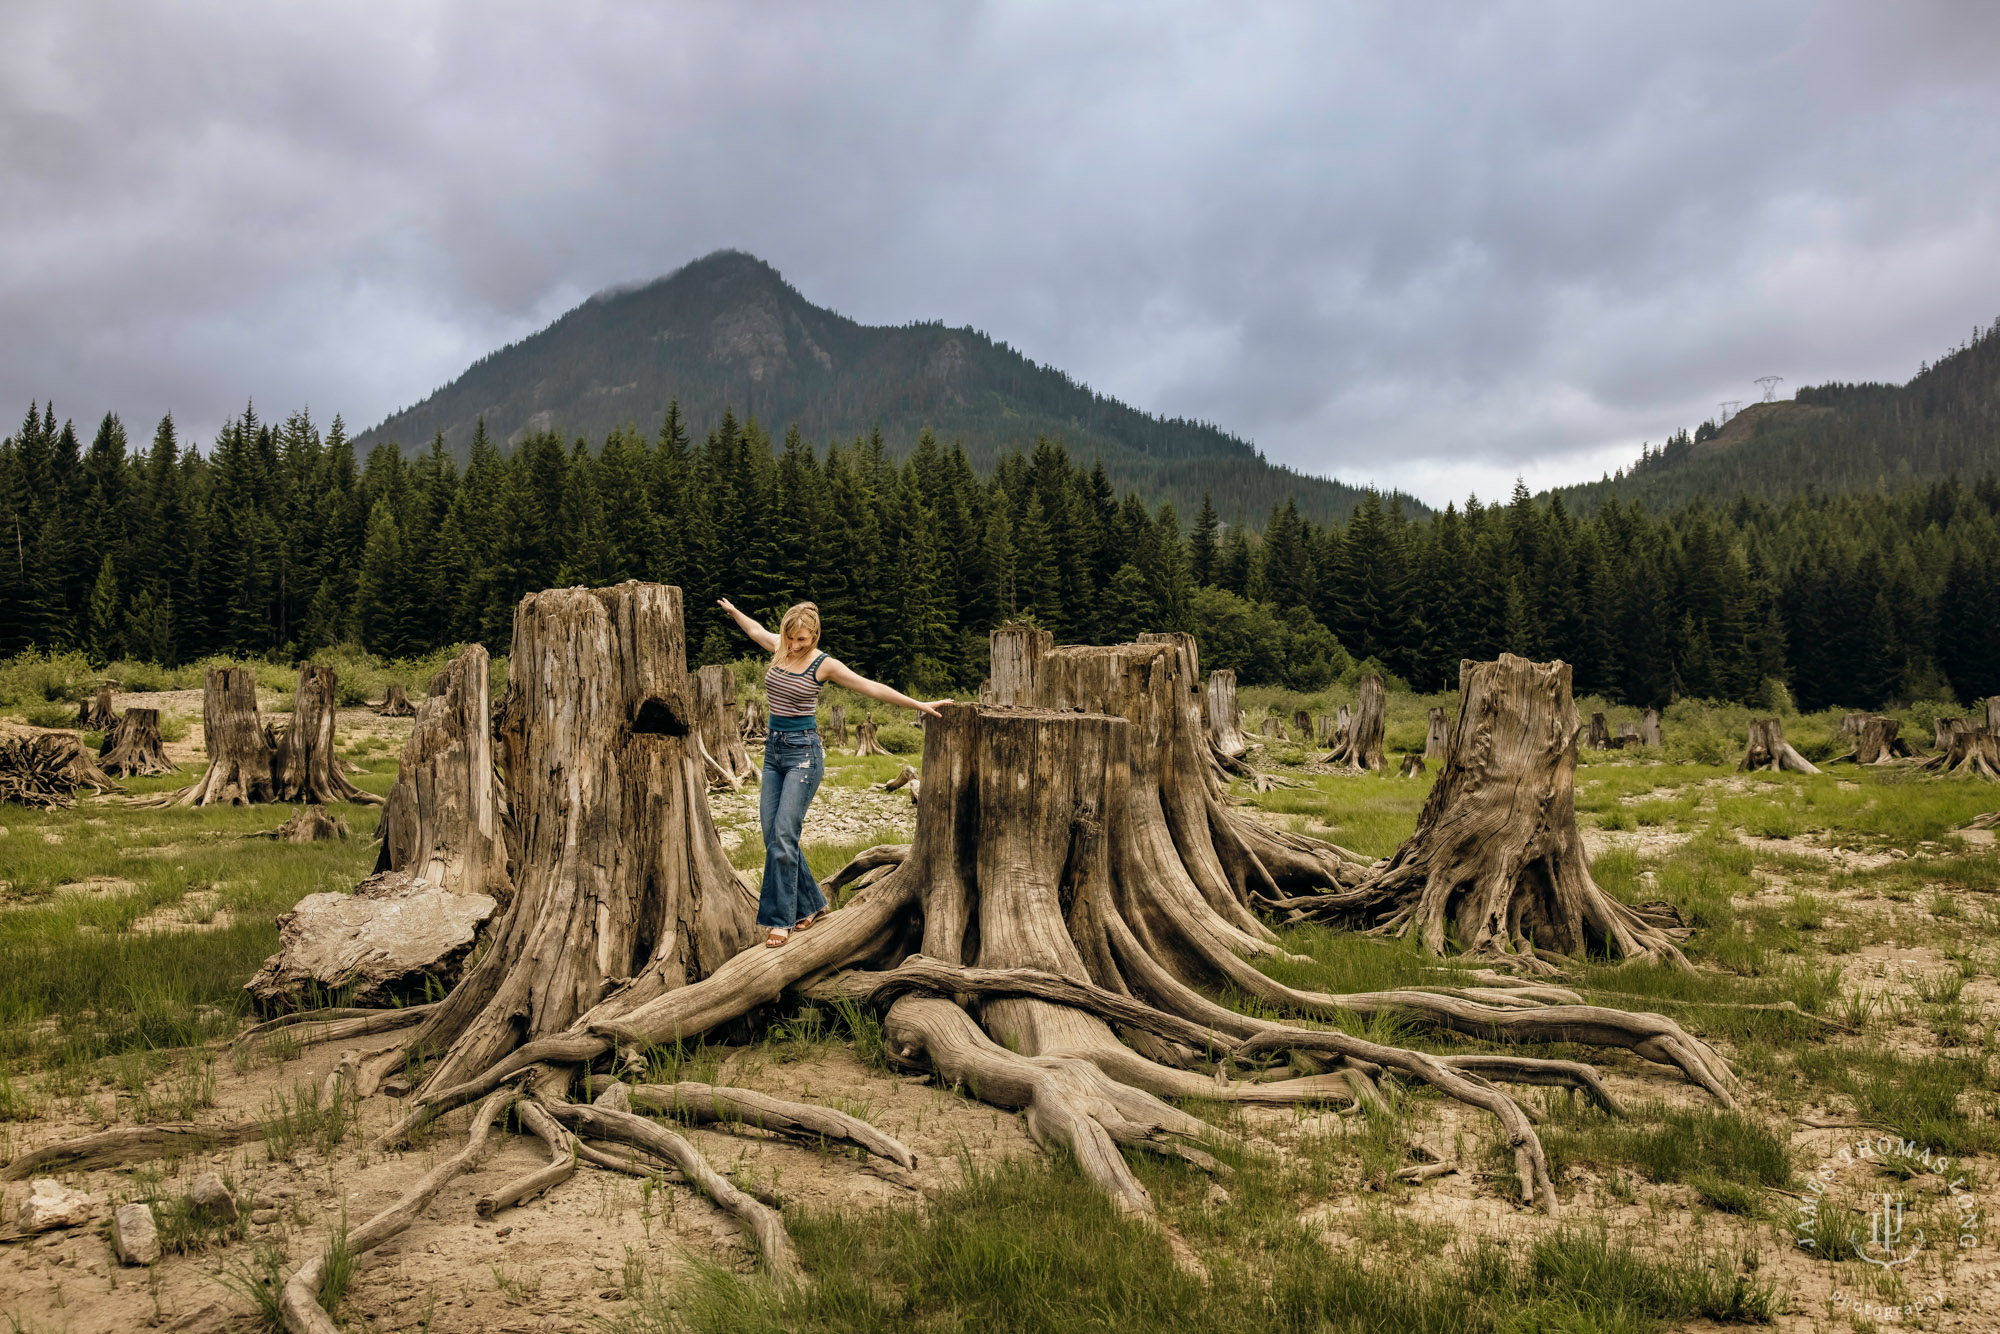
[{"xmin": 3, "ymin": 395, "xmax": 1999, "ymax": 712}]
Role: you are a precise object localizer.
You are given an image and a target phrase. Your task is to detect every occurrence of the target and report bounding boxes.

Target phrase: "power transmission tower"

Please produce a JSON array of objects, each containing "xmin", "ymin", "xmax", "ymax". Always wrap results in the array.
[
  {"xmin": 1718, "ymin": 400, "xmax": 1742, "ymax": 423},
  {"xmin": 1754, "ymin": 376, "xmax": 1783, "ymax": 402}
]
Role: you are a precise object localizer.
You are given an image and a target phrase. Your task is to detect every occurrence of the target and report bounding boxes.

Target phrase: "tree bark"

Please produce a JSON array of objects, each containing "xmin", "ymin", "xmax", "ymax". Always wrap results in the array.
[
  {"xmin": 1424, "ymin": 706, "xmax": 1449, "ymax": 762},
  {"xmin": 172, "ymin": 667, "xmax": 276, "ymax": 806},
  {"xmin": 1640, "ymin": 708, "xmax": 1662, "ymax": 747},
  {"xmin": 827, "ymin": 703, "xmax": 849, "ymax": 748},
  {"xmin": 1324, "ymin": 674, "xmax": 1386, "ymax": 772},
  {"xmin": 374, "ymin": 683, "xmax": 415, "ymax": 717},
  {"xmin": 1740, "ymin": 718, "xmax": 1820, "ymax": 774},
  {"xmin": 1296, "ymin": 655, "xmax": 1689, "ymax": 971},
  {"xmin": 74, "ymin": 683, "xmax": 117, "ymax": 731},
  {"xmin": 98, "ymin": 707, "xmax": 172, "ymax": 777},
  {"xmin": 373, "ymin": 645, "xmax": 510, "ymax": 897},
  {"xmin": 1840, "ymin": 712, "xmax": 1868, "ymax": 737},
  {"xmin": 274, "ymin": 664, "xmax": 383, "ymax": 806},
  {"xmin": 854, "ymin": 713, "xmax": 892, "ymax": 757},
  {"xmin": 694, "ymin": 665, "xmax": 756, "ymax": 789},
  {"xmin": 1584, "ymin": 712, "xmax": 1611, "ymax": 751},
  {"xmin": 387, "ymin": 583, "xmax": 759, "ymax": 1096},
  {"xmin": 1933, "ymin": 717, "xmax": 1968, "ymax": 752}
]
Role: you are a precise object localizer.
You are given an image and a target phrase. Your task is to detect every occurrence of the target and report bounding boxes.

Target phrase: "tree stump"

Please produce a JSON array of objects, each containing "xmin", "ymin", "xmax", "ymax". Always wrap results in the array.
[
  {"xmin": 693, "ymin": 665, "xmax": 756, "ymax": 789},
  {"xmin": 1202, "ymin": 668, "xmax": 1250, "ymax": 775},
  {"xmin": 1398, "ymin": 753, "xmax": 1425, "ymax": 778},
  {"xmin": 1324, "ymin": 674, "xmax": 1386, "ymax": 772},
  {"xmin": 1260, "ymin": 712, "xmax": 1289, "ymax": 741},
  {"xmin": 374, "ymin": 683, "xmax": 415, "ymax": 717},
  {"xmin": 1640, "ymin": 708, "xmax": 1662, "ymax": 747},
  {"xmin": 1935, "ymin": 726, "xmax": 2000, "ymax": 781},
  {"xmin": 1303, "ymin": 655, "xmax": 1689, "ymax": 971},
  {"xmin": 1584, "ymin": 712, "xmax": 1611, "ymax": 751},
  {"xmin": 1292, "ymin": 709, "xmax": 1313, "ymax": 741},
  {"xmin": 169, "ymin": 667, "xmax": 276, "ymax": 806},
  {"xmin": 1933, "ymin": 717, "xmax": 1969, "ymax": 752},
  {"xmin": 374, "ymin": 645, "xmax": 509, "ymax": 897},
  {"xmin": 1424, "ymin": 706, "xmax": 1449, "ymax": 762},
  {"xmin": 1843, "ymin": 716, "xmax": 1918, "ymax": 765},
  {"xmin": 1740, "ymin": 718, "xmax": 1820, "ymax": 774},
  {"xmin": 98, "ymin": 708, "xmax": 173, "ymax": 777},
  {"xmin": 1314, "ymin": 714, "xmax": 1336, "ymax": 745},
  {"xmin": 741, "ymin": 694, "xmax": 768, "ymax": 741},
  {"xmin": 74, "ymin": 683, "xmax": 118, "ymax": 731},
  {"xmin": 274, "ymin": 664, "xmax": 383, "ymax": 806},
  {"xmin": 1989, "ymin": 697, "xmax": 2000, "ymax": 734},
  {"xmin": 1614, "ymin": 721, "xmax": 1641, "ymax": 748},
  {"xmin": 827, "ymin": 704, "xmax": 849, "ymax": 748},
  {"xmin": 260, "ymin": 805, "xmax": 351, "ymax": 843},
  {"xmin": 1840, "ymin": 712, "xmax": 1867, "ymax": 737},
  {"xmin": 374, "ymin": 583, "xmax": 759, "ymax": 1096},
  {"xmin": 854, "ymin": 714, "xmax": 892, "ymax": 757}
]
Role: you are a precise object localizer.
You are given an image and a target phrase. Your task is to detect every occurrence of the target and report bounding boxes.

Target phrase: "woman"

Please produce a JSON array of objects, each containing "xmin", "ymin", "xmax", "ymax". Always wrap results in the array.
[{"xmin": 717, "ymin": 597, "xmax": 951, "ymax": 948}]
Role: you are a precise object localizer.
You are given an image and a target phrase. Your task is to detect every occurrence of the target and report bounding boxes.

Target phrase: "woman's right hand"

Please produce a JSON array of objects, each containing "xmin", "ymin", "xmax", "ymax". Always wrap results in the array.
[{"xmin": 716, "ymin": 598, "xmax": 738, "ymax": 615}]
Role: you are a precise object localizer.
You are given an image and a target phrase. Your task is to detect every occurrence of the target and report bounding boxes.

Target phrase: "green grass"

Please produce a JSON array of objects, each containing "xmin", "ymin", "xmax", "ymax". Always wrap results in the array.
[
  {"xmin": 611, "ymin": 1153, "xmax": 1775, "ymax": 1334},
  {"xmin": 1534, "ymin": 1104, "xmax": 1794, "ymax": 1211},
  {"xmin": 1791, "ymin": 1047, "xmax": 2000, "ymax": 1156}
]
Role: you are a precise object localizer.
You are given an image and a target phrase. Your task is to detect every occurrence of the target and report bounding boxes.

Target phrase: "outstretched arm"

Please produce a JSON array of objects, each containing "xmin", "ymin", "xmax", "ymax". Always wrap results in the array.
[
  {"xmin": 821, "ymin": 658, "xmax": 953, "ymax": 720},
  {"xmin": 716, "ymin": 599, "xmax": 780, "ymax": 653}
]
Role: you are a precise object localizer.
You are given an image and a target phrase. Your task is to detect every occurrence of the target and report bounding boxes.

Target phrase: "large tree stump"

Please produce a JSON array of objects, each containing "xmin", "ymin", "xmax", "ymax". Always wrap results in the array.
[
  {"xmin": 1424, "ymin": 706, "xmax": 1449, "ymax": 762},
  {"xmin": 98, "ymin": 707, "xmax": 172, "ymax": 777},
  {"xmin": 1933, "ymin": 726, "xmax": 2000, "ymax": 781},
  {"xmin": 1202, "ymin": 669, "xmax": 1248, "ymax": 758},
  {"xmin": 1398, "ymin": 753, "xmax": 1425, "ymax": 778},
  {"xmin": 1300, "ymin": 655, "xmax": 1688, "ymax": 971},
  {"xmin": 1260, "ymin": 712, "xmax": 1289, "ymax": 741},
  {"xmin": 741, "ymin": 693, "xmax": 767, "ymax": 741},
  {"xmin": 377, "ymin": 584, "xmax": 759, "ymax": 1095},
  {"xmin": 827, "ymin": 704, "xmax": 849, "ymax": 748},
  {"xmin": 1843, "ymin": 715, "xmax": 1918, "ymax": 765},
  {"xmin": 1292, "ymin": 709, "xmax": 1313, "ymax": 740},
  {"xmin": 1584, "ymin": 712, "xmax": 1611, "ymax": 751},
  {"xmin": 1614, "ymin": 721, "xmax": 1641, "ymax": 748},
  {"xmin": 854, "ymin": 713, "xmax": 892, "ymax": 757},
  {"xmin": 1323, "ymin": 674, "xmax": 1386, "ymax": 772},
  {"xmin": 1934, "ymin": 717, "xmax": 1968, "ymax": 752},
  {"xmin": 693, "ymin": 665, "xmax": 756, "ymax": 790},
  {"xmin": 171, "ymin": 667, "xmax": 276, "ymax": 806},
  {"xmin": 374, "ymin": 645, "xmax": 509, "ymax": 897},
  {"xmin": 74, "ymin": 683, "xmax": 117, "ymax": 731},
  {"xmin": 258, "ymin": 805, "xmax": 351, "ymax": 843},
  {"xmin": 1640, "ymin": 708, "xmax": 1662, "ymax": 747},
  {"xmin": 374, "ymin": 683, "xmax": 415, "ymax": 717},
  {"xmin": 1840, "ymin": 712, "xmax": 1868, "ymax": 737},
  {"xmin": 274, "ymin": 664, "xmax": 383, "ymax": 806},
  {"xmin": 1740, "ymin": 718, "xmax": 1820, "ymax": 774}
]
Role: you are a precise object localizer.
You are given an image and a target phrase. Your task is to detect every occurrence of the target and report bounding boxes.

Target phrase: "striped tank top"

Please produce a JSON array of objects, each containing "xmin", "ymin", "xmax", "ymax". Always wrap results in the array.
[{"xmin": 765, "ymin": 652, "xmax": 826, "ymax": 731}]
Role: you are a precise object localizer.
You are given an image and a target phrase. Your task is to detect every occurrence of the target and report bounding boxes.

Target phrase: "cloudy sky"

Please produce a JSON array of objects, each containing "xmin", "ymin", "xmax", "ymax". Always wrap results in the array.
[{"xmin": 5, "ymin": 2, "xmax": 1997, "ymax": 505}]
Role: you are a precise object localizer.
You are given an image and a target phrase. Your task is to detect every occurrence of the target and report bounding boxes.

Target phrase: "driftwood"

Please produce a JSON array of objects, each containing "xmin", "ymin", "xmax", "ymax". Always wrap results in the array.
[
  {"xmin": 1740, "ymin": 718, "xmax": 1820, "ymax": 774},
  {"xmin": 0, "ymin": 733, "xmax": 115, "ymax": 808},
  {"xmin": 169, "ymin": 667, "xmax": 275, "ymax": 806},
  {"xmin": 694, "ymin": 665, "xmax": 757, "ymax": 789},
  {"xmin": 373, "ymin": 645, "xmax": 509, "ymax": 898},
  {"xmin": 1640, "ymin": 708, "xmax": 1661, "ymax": 747},
  {"xmin": 878, "ymin": 764, "xmax": 918, "ymax": 794},
  {"xmin": 74, "ymin": 683, "xmax": 118, "ymax": 731},
  {"xmin": 274, "ymin": 664, "xmax": 382, "ymax": 806},
  {"xmin": 1324, "ymin": 674, "xmax": 1386, "ymax": 771},
  {"xmin": 854, "ymin": 713, "xmax": 892, "ymax": 757},
  {"xmin": 98, "ymin": 706, "xmax": 173, "ymax": 777},
  {"xmin": 374, "ymin": 683, "xmax": 415, "ymax": 717}
]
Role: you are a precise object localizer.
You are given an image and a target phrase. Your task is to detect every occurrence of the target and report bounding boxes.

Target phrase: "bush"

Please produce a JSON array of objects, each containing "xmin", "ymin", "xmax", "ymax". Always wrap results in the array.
[
  {"xmin": 0, "ymin": 650, "xmax": 100, "ymax": 707},
  {"xmin": 21, "ymin": 702, "xmax": 77, "ymax": 729}
]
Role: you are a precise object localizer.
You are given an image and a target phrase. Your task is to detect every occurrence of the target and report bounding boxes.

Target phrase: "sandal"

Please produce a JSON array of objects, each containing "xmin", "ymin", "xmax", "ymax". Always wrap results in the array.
[
  {"xmin": 763, "ymin": 928, "xmax": 790, "ymax": 949},
  {"xmin": 794, "ymin": 907, "xmax": 830, "ymax": 932}
]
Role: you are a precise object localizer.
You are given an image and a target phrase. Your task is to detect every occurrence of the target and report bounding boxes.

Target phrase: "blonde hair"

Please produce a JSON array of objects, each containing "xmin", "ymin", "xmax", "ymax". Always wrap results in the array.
[{"xmin": 776, "ymin": 602, "xmax": 821, "ymax": 666}]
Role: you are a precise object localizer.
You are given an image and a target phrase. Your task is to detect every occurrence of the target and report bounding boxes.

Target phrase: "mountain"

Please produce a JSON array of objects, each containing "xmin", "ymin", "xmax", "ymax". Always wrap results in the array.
[
  {"xmin": 358, "ymin": 250, "xmax": 1402, "ymax": 525},
  {"xmin": 1555, "ymin": 319, "xmax": 2000, "ymax": 513}
]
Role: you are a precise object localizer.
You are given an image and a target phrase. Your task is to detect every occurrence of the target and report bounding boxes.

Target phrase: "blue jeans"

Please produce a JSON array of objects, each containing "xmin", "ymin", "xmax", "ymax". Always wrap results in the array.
[{"xmin": 758, "ymin": 730, "xmax": 826, "ymax": 928}]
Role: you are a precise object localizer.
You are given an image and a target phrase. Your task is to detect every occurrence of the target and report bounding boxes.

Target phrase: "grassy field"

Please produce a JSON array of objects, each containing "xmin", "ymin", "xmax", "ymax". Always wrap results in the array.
[{"xmin": 2, "ymin": 682, "xmax": 1997, "ymax": 1332}]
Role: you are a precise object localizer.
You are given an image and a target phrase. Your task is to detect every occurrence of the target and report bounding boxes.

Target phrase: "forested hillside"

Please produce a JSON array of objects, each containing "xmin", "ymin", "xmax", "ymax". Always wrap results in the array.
[
  {"xmin": 358, "ymin": 250, "xmax": 1387, "ymax": 525},
  {"xmin": 1560, "ymin": 317, "xmax": 2000, "ymax": 512},
  {"xmin": 5, "ymin": 394, "xmax": 1998, "ymax": 712}
]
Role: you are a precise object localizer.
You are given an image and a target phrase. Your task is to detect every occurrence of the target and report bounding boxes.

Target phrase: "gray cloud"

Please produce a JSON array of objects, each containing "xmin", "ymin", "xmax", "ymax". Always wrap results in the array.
[{"xmin": 4, "ymin": 0, "xmax": 1997, "ymax": 505}]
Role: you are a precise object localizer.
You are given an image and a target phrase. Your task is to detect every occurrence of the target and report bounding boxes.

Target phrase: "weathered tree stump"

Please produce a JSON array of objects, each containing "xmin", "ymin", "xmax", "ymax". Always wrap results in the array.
[
  {"xmin": 374, "ymin": 645, "xmax": 509, "ymax": 897},
  {"xmin": 1615, "ymin": 721, "xmax": 1642, "ymax": 748},
  {"xmin": 1292, "ymin": 709, "xmax": 1313, "ymax": 741},
  {"xmin": 98, "ymin": 707, "xmax": 173, "ymax": 777},
  {"xmin": 1932, "ymin": 725, "xmax": 2000, "ymax": 781},
  {"xmin": 74, "ymin": 683, "xmax": 118, "ymax": 731},
  {"xmin": 694, "ymin": 665, "xmax": 756, "ymax": 790},
  {"xmin": 374, "ymin": 683, "xmax": 415, "ymax": 717},
  {"xmin": 1740, "ymin": 718, "xmax": 1820, "ymax": 774},
  {"xmin": 1424, "ymin": 706, "xmax": 1449, "ymax": 762},
  {"xmin": 1323, "ymin": 674, "xmax": 1386, "ymax": 772},
  {"xmin": 1314, "ymin": 714, "xmax": 1336, "ymax": 746},
  {"xmin": 1296, "ymin": 655, "xmax": 1690, "ymax": 971},
  {"xmin": 827, "ymin": 704, "xmax": 849, "ymax": 748},
  {"xmin": 1933, "ymin": 717, "xmax": 1969, "ymax": 752},
  {"xmin": 1260, "ymin": 712, "xmax": 1289, "ymax": 741},
  {"xmin": 1201, "ymin": 668, "xmax": 1250, "ymax": 776},
  {"xmin": 1584, "ymin": 712, "xmax": 1611, "ymax": 751},
  {"xmin": 259, "ymin": 805, "xmax": 351, "ymax": 843},
  {"xmin": 274, "ymin": 664, "xmax": 383, "ymax": 806},
  {"xmin": 1640, "ymin": 708, "xmax": 1662, "ymax": 747},
  {"xmin": 170, "ymin": 667, "xmax": 275, "ymax": 806},
  {"xmin": 854, "ymin": 713, "xmax": 892, "ymax": 757},
  {"xmin": 1842, "ymin": 715, "xmax": 1919, "ymax": 765},
  {"xmin": 1989, "ymin": 697, "xmax": 2000, "ymax": 734},
  {"xmin": 741, "ymin": 694, "xmax": 768, "ymax": 740},
  {"xmin": 1840, "ymin": 712, "xmax": 1867, "ymax": 737},
  {"xmin": 1398, "ymin": 753, "xmax": 1425, "ymax": 778}
]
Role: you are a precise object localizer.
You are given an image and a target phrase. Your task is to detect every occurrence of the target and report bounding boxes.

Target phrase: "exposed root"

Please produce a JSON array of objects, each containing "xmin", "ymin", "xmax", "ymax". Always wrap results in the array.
[
  {"xmin": 1, "ymin": 1122, "xmax": 263, "ymax": 1180},
  {"xmin": 231, "ymin": 1003, "xmax": 437, "ymax": 1056},
  {"xmin": 476, "ymin": 1099, "xmax": 576, "ymax": 1217},
  {"xmin": 622, "ymin": 1081, "xmax": 917, "ymax": 1170}
]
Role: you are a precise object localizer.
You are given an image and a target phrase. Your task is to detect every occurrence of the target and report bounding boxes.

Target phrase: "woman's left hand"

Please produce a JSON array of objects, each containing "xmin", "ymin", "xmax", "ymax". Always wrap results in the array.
[{"xmin": 915, "ymin": 699, "xmax": 953, "ymax": 719}]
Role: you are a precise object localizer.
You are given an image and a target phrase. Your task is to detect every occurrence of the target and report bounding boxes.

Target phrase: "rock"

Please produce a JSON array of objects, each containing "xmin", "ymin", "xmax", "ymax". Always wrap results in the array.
[
  {"xmin": 185, "ymin": 1172, "xmax": 237, "ymax": 1221},
  {"xmin": 17, "ymin": 1178, "xmax": 93, "ymax": 1232},
  {"xmin": 244, "ymin": 870, "xmax": 496, "ymax": 1005},
  {"xmin": 593, "ymin": 1080, "xmax": 633, "ymax": 1112},
  {"xmin": 112, "ymin": 1202, "xmax": 160, "ymax": 1265}
]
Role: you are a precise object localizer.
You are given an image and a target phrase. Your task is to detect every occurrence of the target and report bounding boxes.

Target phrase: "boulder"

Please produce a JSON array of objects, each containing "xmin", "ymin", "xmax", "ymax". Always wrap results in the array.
[
  {"xmin": 112, "ymin": 1202, "xmax": 161, "ymax": 1264},
  {"xmin": 245, "ymin": 870, "xmax": 496, "ymax": 1006},
  {"xmin": 185, "ymin": 1172, "xmax": 237, "ymax": 1221},
  {"xmin": 17, "ymin": 1178, "xmax": 93, "ymax": 1232}
]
